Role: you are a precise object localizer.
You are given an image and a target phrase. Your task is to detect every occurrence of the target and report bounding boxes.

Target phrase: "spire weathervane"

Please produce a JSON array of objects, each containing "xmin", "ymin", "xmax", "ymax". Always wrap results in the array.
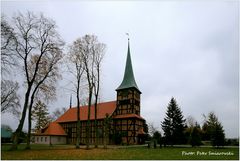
[
  {"xmin": 116, "ymin": 34, "xmax": 141, "ymax": 93},
  {"xmin": 126, "ymin": 33, "xmax": 130, "ymax": 41}
]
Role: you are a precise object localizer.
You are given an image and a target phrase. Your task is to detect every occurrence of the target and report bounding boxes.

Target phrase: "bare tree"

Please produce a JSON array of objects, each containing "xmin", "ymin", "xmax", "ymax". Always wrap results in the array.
[
  {"xmin": 93, "ymin": 40, "xmax": 106, "ymax": 148},
  {"xmin": 68, "ymin": 38, "xmax": 85, "ymax": 149},
  {"xmin": 72, "ymin": 35, "xmax": 93, "ymax": 149},
  {"xmin": 148, "ymin": 122, "xmax": 158, "ymax": 137},
  {"xmin": 1, "ymin": 14, "xmax": 18, "ymax": 73},
  {"xmin": 67, "ymin": 34, "xmax": 105, "ymax": 149},
  {"xmin": 26, "ymin": 53, "xmax": 62, "ymax": 149},
  {"xmin": 1, "ymin": 15, "xmax": 21, "ymax": 118},
  {"xmin": 6, "ymin": 12, "xmax": 64, "ymax": 150},
  {"xmin": 79, "ymin": 35, "xmax": 105, "ymax": 149},
  {"xmin": 50, "ymin": 107, "xmax": 67, "ymax": 121},
  {"xmin": 186, "ymin": 115, "xmax": 197, "ymax": 128},
  {"xmin": 1, "ymin": 80, "xmax": 21, "ymax": 118}
]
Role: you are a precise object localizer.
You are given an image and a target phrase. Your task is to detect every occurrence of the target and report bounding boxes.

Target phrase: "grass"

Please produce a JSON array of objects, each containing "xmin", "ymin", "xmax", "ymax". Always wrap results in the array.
[{"xmin": 1, "ymin": 144, "xmax": 239, "ymax": 160}]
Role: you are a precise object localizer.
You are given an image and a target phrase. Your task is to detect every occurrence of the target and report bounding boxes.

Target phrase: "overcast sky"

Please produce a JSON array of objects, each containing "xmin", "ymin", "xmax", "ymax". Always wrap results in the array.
[{"xmin": 1, "ymin": 0, "xmax": 239, "ymax": 138}]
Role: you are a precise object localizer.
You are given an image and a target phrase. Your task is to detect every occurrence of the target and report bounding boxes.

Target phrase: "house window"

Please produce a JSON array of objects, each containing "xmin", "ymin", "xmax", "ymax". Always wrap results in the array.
[
  {"xmin": 58, "ymin": 137, "xmax": 61, "ymax": 142},
  {"xmin": 37, "ymin": 137, "xmax": 39, "ymax": 142},
  {"xmin": 45, "ymin": 137, "xmax": 47, "ymax": 142},
  {"xmin": 41, "ymin": 137, "xmax": 43, "ymax": 142}
]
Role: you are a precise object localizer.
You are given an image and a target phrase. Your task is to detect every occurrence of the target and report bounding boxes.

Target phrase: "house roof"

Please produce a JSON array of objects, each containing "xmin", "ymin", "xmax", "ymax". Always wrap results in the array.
[
  {"xmin": 56, "ymin": 101, "xmax": 117, "ymax": 123},
  {"xmin": 116, "ymin": 41, "xmax": 141, "ymax": 93},
  {"xmin": 35, "ymin": 122, "xmax": 67, "ymax": 136}
]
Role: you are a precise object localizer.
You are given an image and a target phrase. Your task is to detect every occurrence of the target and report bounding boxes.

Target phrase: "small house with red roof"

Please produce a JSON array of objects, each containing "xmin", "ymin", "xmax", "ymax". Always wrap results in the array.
[
  {"xmin": 34, "ymin": 41, "xmax": 146, "ymax": 145},
  {"xmin": 34, "ymin": 122, "xmax": 67, "ymax": 144}
]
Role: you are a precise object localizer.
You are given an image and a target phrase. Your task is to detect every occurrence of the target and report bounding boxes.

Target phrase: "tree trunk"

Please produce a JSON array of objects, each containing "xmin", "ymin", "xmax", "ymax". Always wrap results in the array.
[
  {"xmin": 86, "ymin": 87, "xmax": 92, "ymax": 150},
  {"xmin": 26, "ymin": 88, "xmax": 38, "ymax": 149},
  {"xmin": 11, "ymin": 85, "xmax": 32, "ymax": 150},
  {"xmin": 94, "ymin": 68, "xmax": 100, "ymax": 148},
  {"xmin": 103, "ymin": 122, "xmax": 109, "ymax": 149},
  {"xmin": 94, "ymin": 103, "xmax": 98, "ymax": 148},
  {"xmin": 76, "ymin": 82, "xmax": 80, "ymax": 149},
  {"xmin": 103, "ymin": 125, "xmax": 106, "ymax": 149},
  {"xmin": 50, "ymin": 136, "xmax": 52, "ymax": 146},
  {"xmin": 26, "ymin": 106, "xmax": 32, "ymax": 150}
]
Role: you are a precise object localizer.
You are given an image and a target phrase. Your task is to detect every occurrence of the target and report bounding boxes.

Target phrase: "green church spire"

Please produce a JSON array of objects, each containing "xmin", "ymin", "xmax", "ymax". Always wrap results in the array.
[{"xmin": 116, "ymin": 40, "xmax": 141, "ymax": 93}]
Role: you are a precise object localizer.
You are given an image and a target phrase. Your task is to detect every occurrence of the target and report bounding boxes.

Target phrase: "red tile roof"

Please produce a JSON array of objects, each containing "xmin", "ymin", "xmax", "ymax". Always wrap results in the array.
[
  {"xmin": 113, "ymin": 114, "xmax": 144, "ymax": 120},
  {"xmin": 35, "ymin": 122, "xmax": 67, "ymax": 136},
  {"xmin": 56, "ymin": 101, "xmax": 117, "ymax": 123}
]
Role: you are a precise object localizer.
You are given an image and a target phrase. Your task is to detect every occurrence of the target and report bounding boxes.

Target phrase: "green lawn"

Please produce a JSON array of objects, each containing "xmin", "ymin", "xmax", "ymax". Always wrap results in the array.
[{"xmin": 1, "ymin": 144, "xmax": 239, "ymax": 160}]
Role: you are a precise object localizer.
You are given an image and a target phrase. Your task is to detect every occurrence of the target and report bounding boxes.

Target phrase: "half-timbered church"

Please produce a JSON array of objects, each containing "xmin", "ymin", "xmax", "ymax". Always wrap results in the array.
[{"xmin": 34, "ymin": 41, "xmax": 146, "ymax": 145}]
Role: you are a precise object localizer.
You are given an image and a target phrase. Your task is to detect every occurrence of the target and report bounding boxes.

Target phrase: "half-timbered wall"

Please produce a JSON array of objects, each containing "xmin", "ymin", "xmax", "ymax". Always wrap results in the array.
[
  {"xmin": 112, "ymin": 118, "xmax": 144, "ymax": 144},
  {"xmin": 60, "ymin": 120, "xmax": 104, "ymax": 145},
  {"xmin": 59, "ymin": 116, "xmax": 144, "ymax": 145},
  {"xmin": 111, "ymin": 87, "xmax": 144, "ymax": 144},
  {"xmin": 115, "ymin": 88, "xmax": 141, "ymax": 116}
]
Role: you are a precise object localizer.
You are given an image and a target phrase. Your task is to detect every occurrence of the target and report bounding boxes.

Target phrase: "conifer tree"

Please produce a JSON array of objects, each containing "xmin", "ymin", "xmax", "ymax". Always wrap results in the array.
[
  {"xmin": 153, "ymin": 131, "xmax": 162, "ymax": 146},
  {"xmin": 161, "ymin": 97, "xmax": 186, "ymax": 145},
  {"xmin": 189, "ymin": 123, "xmax": 202, "ymax": 147},
  {"xmin": 212, "ymin": 122, "xmax": 225, "ymax": 147},
  {"xmin": 32, "ymin": 100, "xmax": 50, "ymax": 131},
  {"xmin": 203, "ymin": 112, "xmax": 225, "ymax": 147}
]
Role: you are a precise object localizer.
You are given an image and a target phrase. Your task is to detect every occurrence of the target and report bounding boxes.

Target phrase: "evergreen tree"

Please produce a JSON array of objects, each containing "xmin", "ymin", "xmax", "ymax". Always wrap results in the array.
[
  {"xmin": 161, "ymin": 97, "xmax": 186, "ymax": 145},
  {"xmin": 211, "ymin": 122, "xmax": 225, "ymax": 147},
  {"xmin": 153, "ymin": 131, "xmax": 162, "ymax": 145},
  {"xmin": 189, "ymin": 123, "xmax": 202, "ymax": 147},
  {"xmin": 203, "ymin": 112, "xmax": 225, "ymax": 147},
  {"xmin": 143, "ymin": 121, "xmax": 151, "ymax": 141},
  {"xmin": 201, "ymin": 122, "xmax": 211, "ymax": 140},
  {"xmin": 143, "ymin": 121, "xmax": 149, "ymax": 134},
  {"xmin": 32, "ymin": 100, "xmax": 50, "ymax": 131}
]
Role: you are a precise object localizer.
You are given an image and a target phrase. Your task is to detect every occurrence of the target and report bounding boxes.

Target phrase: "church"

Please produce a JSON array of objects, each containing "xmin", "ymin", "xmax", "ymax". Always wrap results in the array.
[{"xmin": 34, "ymin": 41, "xmax": 146, "ymax": 145}]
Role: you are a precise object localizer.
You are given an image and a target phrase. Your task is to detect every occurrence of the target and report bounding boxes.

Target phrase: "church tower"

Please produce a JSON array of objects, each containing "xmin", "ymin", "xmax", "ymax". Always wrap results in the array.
[
  {"xmin": 111, "ymin": 39, "xmax": 144, "ymax": 144},
  {"xmin": 115, "ymin": 40, "xmax": 141, "ymax": 116}
]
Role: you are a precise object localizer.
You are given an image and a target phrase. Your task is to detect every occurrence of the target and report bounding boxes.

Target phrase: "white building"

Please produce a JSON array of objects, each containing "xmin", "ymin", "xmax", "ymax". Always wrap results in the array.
[{"xmin": 34, "ymin": 122, "xmax": 67, "ymax": 145}]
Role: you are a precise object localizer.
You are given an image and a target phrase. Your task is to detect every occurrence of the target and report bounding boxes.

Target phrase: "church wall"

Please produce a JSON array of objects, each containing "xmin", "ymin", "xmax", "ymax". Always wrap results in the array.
[
  {"xmin": 111, "ymin": 117, "xmax": 144, "ymax": 145},
  {"xmin": 60, "ymin": 120, "xmax": 104, "ymax": 145},
  {"xmin": 115, "ymin": 88, "xmax": 141, "ymax": 116},
  {"xmin": 58, "ymin": 116, "xmax": 144, "ymax": 145}
]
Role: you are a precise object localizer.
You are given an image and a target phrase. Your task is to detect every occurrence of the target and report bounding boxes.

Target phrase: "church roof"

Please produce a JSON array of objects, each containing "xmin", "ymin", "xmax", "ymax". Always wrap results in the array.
[
  {"xmin": 116, "ymin": 41, "xmax": 141, "ymax": 93},
  {"xmin": 35, "ymin": 122, "xmax": 67, "ymax": 136},
  {"xmin": 56, "ymin": 101, "xmax": 117, "ymax": 122},
  {"xmin": 113, "ymin": 114, "xmax": 144, "ymax": 120}
]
